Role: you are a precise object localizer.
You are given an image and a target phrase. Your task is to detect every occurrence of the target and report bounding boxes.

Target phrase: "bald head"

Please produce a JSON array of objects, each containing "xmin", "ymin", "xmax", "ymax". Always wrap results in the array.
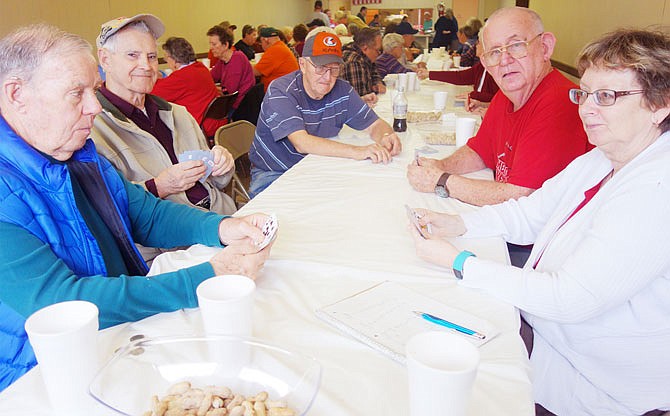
[{"xmin": 481, "ymin": 7, "xmax": 544, "ymax": 51}]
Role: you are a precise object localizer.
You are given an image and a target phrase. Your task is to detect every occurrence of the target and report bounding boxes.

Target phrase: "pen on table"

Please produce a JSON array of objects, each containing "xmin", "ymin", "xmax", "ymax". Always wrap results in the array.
[{"xmin": 413, "ymin": 311, "xmax": 486, "ymax": 340}]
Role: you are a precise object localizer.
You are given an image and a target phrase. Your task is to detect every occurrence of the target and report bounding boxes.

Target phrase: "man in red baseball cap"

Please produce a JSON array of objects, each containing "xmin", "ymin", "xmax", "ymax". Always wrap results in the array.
[{"xmin": 248, "ymin": 29, "xmax": 401, "ymax": 197}]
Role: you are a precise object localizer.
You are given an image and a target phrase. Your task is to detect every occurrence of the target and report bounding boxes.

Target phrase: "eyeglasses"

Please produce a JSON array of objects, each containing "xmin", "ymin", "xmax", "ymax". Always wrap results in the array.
[
  {"xmin": 306, "ymin": 59, "xmax": 342, "ymax": 77},
  {"xmin": 482, "ymin": 33, "xmax": 543, "ymax": 67},
  {"xmin": 568, "ymin": 88, "xmax": 645, "ymax": 106}
]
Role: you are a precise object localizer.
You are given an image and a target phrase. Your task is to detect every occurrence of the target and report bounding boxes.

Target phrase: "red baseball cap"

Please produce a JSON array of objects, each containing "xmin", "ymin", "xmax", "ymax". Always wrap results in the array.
[{"xmin": 303, "ymin": 31, "xmax": 343, "ymax": 66}]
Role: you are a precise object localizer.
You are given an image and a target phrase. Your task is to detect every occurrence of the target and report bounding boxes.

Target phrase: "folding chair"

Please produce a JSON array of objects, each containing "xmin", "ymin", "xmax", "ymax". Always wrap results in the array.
[
  {"xmin": 214, "ymin": 120, "xmax": 256, "ymax": 207},
  {"xmin": 200, "ymin": 91, "xmax": 238, "ymax": 146}
]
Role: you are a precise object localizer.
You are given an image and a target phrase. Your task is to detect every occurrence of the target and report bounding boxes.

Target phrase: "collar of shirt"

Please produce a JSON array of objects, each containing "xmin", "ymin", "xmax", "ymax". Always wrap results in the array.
[{"xmin": 99, "ymin": 84, "xmax": 161, "ymax": 130}]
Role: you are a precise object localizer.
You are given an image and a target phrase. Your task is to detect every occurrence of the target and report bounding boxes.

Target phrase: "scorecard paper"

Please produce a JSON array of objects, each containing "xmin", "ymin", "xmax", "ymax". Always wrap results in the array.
[{"xmin": 315, "ymin": 281, "xmax": 498, "ymax": 365}]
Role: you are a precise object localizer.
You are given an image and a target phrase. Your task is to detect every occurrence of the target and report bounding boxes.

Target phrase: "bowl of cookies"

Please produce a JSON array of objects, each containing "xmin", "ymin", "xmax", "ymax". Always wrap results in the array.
[{"xmin": 89, "ymin": 335, "xmax": 321, "ymax": 416}]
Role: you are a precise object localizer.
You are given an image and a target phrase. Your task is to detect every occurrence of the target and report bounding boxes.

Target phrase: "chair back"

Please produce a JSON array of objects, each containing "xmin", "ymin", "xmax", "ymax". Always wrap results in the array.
[
  {"xmin": 214, "ymin": 120, "xmax": 256, "ymax": 206},
  {"xmin": 231, "ymin": 83, "xmax": 265, "ymax": 125},
  {"xmin": 202, "ymin": 91, "xmax": 239, "ymax": 123}
]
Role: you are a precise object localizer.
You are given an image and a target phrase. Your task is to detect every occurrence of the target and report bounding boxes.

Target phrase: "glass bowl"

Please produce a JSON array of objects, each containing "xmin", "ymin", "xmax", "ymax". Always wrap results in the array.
[{"xmin": 89, "ymin": 335, "xmax": 321, "ymax": 416}]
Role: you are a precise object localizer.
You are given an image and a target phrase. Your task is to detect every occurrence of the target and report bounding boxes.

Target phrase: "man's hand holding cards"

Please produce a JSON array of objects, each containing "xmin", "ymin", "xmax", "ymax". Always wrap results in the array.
[{"xmin": 178, "ymin": 150, "xmax": 215, "ymax": 183}]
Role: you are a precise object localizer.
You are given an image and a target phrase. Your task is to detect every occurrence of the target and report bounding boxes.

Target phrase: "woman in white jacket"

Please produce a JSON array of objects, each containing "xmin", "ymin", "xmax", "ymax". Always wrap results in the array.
[{"xmin": 409, "ymin": 29, "xmax": 670, "ymax": 416}]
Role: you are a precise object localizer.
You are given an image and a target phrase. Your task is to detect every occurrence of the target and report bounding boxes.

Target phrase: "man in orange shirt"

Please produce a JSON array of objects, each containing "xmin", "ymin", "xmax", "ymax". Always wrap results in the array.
[{"xmin": 252, "ymin": 27, "xmax": 299, "ymax": 91}]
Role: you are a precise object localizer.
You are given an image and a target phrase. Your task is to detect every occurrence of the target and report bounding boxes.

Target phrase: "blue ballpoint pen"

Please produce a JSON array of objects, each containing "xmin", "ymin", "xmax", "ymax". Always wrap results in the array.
[{"xmin": 413, "ymin": 311, "xmax": 486, "ymax": 340}]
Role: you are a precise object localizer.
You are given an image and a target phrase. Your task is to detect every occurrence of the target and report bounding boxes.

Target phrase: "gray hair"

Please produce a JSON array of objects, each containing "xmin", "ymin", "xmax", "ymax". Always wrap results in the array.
[
  {"xmin": 0, "ymin": 23, "xmax": 91, "ymax": 84},
  {"xmin": 382, "ymin": 33, "xmax": 404, "ymax": 52},
  {"xmin": 100, "ymin": 20, "xmax": 155, "ymax": 52},
  {"xmin": 481, "ymin": 7, "xmax": 544, "ymax": 50}
]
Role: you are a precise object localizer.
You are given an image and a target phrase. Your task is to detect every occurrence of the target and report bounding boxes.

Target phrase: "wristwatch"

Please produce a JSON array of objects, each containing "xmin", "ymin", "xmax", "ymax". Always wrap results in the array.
[{"xmin": 434, "ymin": 173, "xmax": 451, "ymax": 198}]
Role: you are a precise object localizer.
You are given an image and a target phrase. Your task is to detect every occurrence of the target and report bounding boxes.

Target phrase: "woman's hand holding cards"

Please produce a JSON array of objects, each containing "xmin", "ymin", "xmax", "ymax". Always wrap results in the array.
[
  {"xmin": 218, "ymin": 214, "xmax": 278, "ymax": 253},
  {"xmin": 212, "ymin": 214, "xmax": 278, "ymax": 279}
]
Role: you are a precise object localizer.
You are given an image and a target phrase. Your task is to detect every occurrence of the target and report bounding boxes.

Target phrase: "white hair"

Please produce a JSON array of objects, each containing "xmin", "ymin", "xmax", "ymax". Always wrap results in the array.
[
  {"xmin": 0, "ymin": 23, "xmax": 91, "ymax": 84},
  {"xmin": 382, "ymin": 33, "xmax": 404, "ymax": 52}
]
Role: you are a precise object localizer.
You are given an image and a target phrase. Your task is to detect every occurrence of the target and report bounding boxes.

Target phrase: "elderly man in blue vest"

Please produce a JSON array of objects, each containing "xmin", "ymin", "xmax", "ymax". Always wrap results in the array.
[{"xmin": 0, "ymin": 24, "xmax": 274, "ymax": 391}]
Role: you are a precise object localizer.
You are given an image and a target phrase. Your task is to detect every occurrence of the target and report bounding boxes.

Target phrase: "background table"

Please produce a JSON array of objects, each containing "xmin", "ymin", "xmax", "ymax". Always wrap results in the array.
[{"xmin": 0, "ymin": 79, "xmax": 534, "ymax": 416}]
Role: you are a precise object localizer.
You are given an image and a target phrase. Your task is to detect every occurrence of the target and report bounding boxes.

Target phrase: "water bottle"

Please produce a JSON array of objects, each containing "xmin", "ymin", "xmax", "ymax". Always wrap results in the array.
[{"xmin": 393, "ymin": 86, "xmax": 408, "ymax": 132}]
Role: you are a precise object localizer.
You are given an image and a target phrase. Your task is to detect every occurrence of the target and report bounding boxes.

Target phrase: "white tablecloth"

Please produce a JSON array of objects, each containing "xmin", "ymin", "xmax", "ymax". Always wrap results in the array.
[{"xmin": 0, "ymin": 79, "xmax": 533, "ymax": 415}]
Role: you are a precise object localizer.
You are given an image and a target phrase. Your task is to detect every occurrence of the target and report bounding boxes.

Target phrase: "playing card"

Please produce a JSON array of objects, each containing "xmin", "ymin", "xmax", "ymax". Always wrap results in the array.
[
  {"xmin": 178, "ymin": 150, "xmax": 215, "ymax": 183},
  {"xmin": 405, "ymin": 204, "xmax": 430, "ymax": 239},
  {"xmin": 198, "ymin": 151, "xmax": 215, "ymax": 183},
  {"xmin": 256, "ymin": 213, "xmax": 278, "ymax": 249}
]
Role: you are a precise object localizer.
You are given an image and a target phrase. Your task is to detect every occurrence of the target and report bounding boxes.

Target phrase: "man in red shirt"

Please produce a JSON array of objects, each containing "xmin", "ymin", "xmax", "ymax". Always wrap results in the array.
[
  {"xmin": 152, "ymin": 37, "xmax": 224, "ymax": 138},
  {"xmin": 252, "ymin": 27, "xmax": 299, "ymax": 91},
  {"xmin": 407, "ymin": 7, "xmax": 591, "ymax": 207}
]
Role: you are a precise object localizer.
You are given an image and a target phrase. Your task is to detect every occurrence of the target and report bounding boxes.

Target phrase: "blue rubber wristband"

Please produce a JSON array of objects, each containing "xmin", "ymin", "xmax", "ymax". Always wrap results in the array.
[{"xmin": 452, "ymin": 250, "xmax": 476, "ymax": 280}]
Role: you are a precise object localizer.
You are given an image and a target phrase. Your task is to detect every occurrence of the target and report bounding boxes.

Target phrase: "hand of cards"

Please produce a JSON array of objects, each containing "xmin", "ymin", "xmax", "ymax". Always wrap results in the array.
[
  {"xmin": 178, "ymin": 150, "xmax": 215, "ymax": 183},
  {"xmin": 256, "ymin": 213, "xmax": 278, "ymax": 250},
  {"xmin": 405, "ymin": 204, "xmax": 431, "ymax": 239}
]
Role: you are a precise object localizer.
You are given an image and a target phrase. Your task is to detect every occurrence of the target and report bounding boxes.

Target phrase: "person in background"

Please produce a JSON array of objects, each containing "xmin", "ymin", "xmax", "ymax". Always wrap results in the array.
[
  {"xmin": 306, "ymin": 18, "xmax": 326, "ymax": 32},
  {"xmin": 356, "ymin": 6, "xmax": 368, "ymax": 24},
  {"xmin": 152, "ymin": 37, "xmax": 224, "ymax": 138},
  {"xmin": 409, "ymin": 27, "xmax": 670, "ymax": 416},
  {"xmin": 422, "ymin": 11, "xmax": 433, "ymax": 33},
  {"xmin": 281, "ymin": 26, "xmax": 294, "ymax": 45},
  {"xmin": 310, "ymin": 0, "xmax": 330, "ymax": 27},
  {"xmin": 234, "ymin": 24, "xmax": 257, "ymax": 61},
  {"xmin": 341, "ymin": 27, "xmax": 385, "ymax": 105},
  {"xmin": 428, "ymin": 41, "xmax": 498, "ymax": 115},
  {"xmin": 334, "ymin": 23, "xmax": 353, "ymax": 45},
  {"xmin": 407, "ymin": 7, "xmax": 591, "ymax": 266},
  {"xmin": 323, "ymin": 9, "xmax": 334, "ymax": 26},
  {"xmin": 395, "ymin": 20, "xmax": 426, "ymax": 69},
  {"xmin": 207, "ymin": 20, "xmax": 236, "ymax": 68},
  {"xmin": 376, "ymin": 33, "xmax": 426, "ymax": 79},
  {"xmin": 334, "ymin": 10, "xmax": 367, "ymax": 29},
  {"xmin": 276, "ymin": 29, "xmax": 300, "ymax": 60},
  {"xmin": 253, "ymin": 24, "xmax": 266, "ymax": 53},
  {"xmin": 466, "ymin": 17, "xmax": 484, "ymax": 40},
  {"xmin": 0, "ymin": 23, "xmax": 272, "ymax": 391},
  {"xmin": 249, "ymin": 30, "xmax": 401, "ymax": 197},
  {"xmin": 93, "ymin": 15, "xmax": 237, "ymax": 245},
  {"xmin": 455, "ymin": 25, "xmax": 478, "ymax": 67},
  {"xmin": 207, "ymin": 26, "xmax": 256, "ymax": 116},
  {"xmin": 369, "ymin": 14, "xmax": 381, "ymax": 28},
  {"xmin": 252, "ymin": 27, "xmax": 299, "ymax": 92},
  {"xmin": 433, "ymin": 8, "xmax": 458, "ymax": 50},
  {"xmin": 293, "ymin": 24, "xmax": 309, "ymax": 56}
]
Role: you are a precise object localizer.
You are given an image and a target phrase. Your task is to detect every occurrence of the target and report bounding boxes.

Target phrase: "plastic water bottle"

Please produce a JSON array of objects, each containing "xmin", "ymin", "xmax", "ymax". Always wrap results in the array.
[{"xmin": 393, "ymin": 86, "xmax": 408, "ymax": 132}]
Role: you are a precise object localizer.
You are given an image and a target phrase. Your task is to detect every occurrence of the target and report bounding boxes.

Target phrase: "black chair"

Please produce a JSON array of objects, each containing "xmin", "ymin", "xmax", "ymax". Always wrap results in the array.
[
  {"xmin": 200, "ymin": 91, "xmax": 238, "ymax": 146},
  {"xmin": 231, "ymin": 83, "xmax": 264, "ymax": 125}
]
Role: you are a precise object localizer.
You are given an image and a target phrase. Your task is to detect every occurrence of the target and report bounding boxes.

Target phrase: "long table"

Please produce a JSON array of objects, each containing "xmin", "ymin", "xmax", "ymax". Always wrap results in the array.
[{"xmin": 0, "ymin": 79, "xmax": 534, "ymax": 415}]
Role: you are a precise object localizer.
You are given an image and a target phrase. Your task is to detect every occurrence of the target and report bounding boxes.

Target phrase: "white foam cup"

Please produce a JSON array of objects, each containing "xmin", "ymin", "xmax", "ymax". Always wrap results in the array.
[
  {"xmin": 397, "ymin": 73, "xmax": 409, "ymax": 92},
  {"xmin": 407, "ymin": 72, "xmax": 418, "ymax": 92},
  {"xmin": 433, "ymin": 91, "xmax": 449, "ymax": 111},
  {"xmin": 197, "ymin": 275, "xmax": 256, "ymax": 336},
  {"xmin": 24, "ymin": 301, "xmax": 100, "ymax": 415},
  {"xmin": 455, "ymin": 117, "xmax": 477, "ymax": 147},
  {"xmin": 406, "ymin": 331, "xmax": 480, "ymax": 416}
]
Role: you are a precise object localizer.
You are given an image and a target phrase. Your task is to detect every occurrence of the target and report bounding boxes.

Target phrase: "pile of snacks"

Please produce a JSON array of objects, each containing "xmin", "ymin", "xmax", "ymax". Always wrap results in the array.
[
  {"xmin": 144, "ymin": 381, "xmax": 296, "ymax": 416},
  {"xmin": 424, "ymin": 131, "xmax": 456, "ymax": 145},
  {"xmin": 407, "ymin": 111, "xmax": 442, "ymax": 123}
]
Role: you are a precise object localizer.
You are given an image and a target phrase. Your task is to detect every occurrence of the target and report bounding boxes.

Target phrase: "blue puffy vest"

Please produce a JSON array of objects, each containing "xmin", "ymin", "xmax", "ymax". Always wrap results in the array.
[{"xmin": 0, "ymin": 116, "xmax": 140, "ymax": 390}]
